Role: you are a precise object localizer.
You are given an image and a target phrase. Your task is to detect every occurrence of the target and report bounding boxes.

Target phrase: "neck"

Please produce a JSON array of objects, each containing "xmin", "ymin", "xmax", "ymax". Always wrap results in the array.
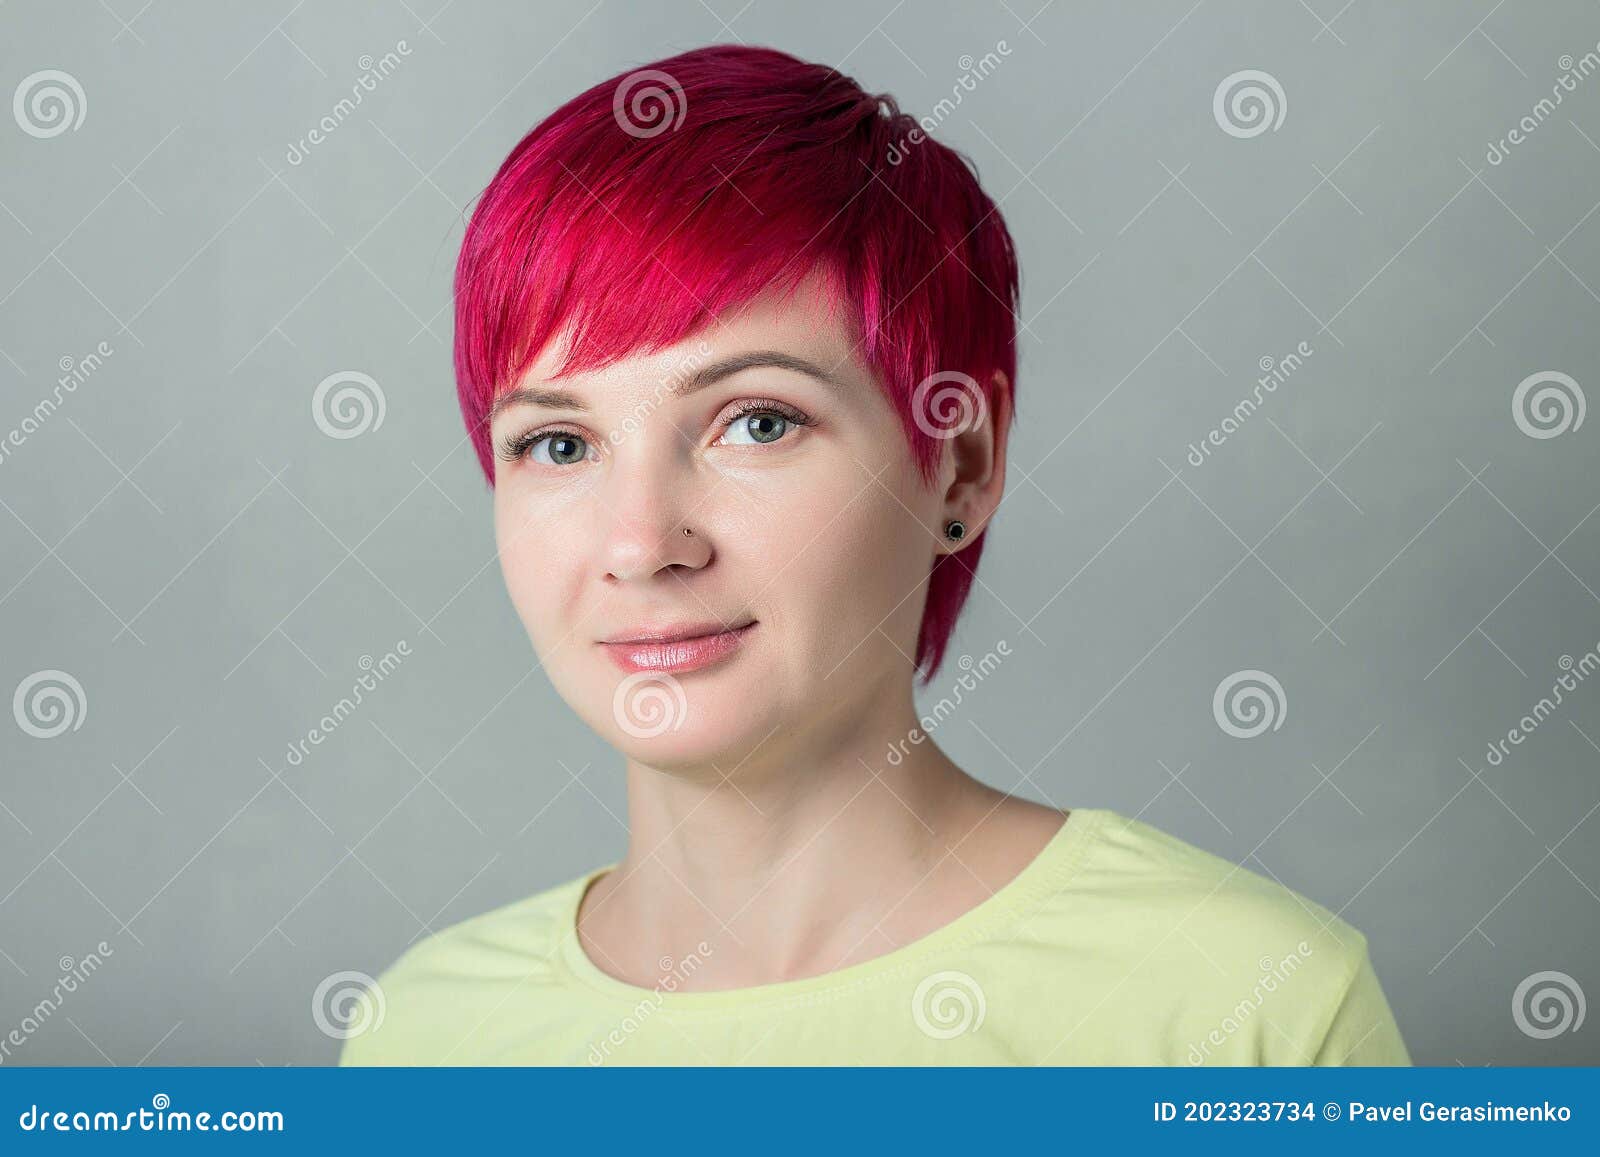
[{"xmin": 579, "ymin": 672, "xmax": 1013, "ymax": 989}]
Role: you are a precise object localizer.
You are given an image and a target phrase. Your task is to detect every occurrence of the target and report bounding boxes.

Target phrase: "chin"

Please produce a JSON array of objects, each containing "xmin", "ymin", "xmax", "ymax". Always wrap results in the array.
[
  {"xmin": 567, "ymin": 664, "xmax": 784, "ymax": 773},
  {"xmin": 611, "ymin": 720, "xmax": 776, "ymax": 778}
]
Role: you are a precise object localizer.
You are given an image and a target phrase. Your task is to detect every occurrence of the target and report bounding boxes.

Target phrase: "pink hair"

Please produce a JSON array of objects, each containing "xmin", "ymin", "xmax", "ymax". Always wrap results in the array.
[{"xmin": 453, "ymin": 44, "xmax": 1020, "ymax": 685}]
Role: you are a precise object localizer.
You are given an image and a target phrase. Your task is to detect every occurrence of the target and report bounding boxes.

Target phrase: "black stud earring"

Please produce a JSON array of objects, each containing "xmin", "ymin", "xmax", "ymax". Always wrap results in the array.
[{"xmin": 945, "ymin": 519, "xmax": 966, "ymax": 542}]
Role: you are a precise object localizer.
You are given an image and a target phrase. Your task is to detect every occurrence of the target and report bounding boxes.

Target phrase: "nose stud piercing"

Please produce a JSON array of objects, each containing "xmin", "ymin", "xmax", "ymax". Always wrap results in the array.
[
  {"xmin": 682, "ymin": 526, "xmax": 694, "ymax": 537},
  {"xmin": 945, "ymin": 520, "xmax": 966, "ymax": 542}
]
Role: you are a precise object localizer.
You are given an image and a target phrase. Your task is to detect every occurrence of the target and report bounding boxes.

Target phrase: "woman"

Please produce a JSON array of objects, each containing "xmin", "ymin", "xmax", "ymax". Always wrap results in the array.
[{"xmin": 339, "ymin": 44, "xmax": 1409, "ymax": 1066}]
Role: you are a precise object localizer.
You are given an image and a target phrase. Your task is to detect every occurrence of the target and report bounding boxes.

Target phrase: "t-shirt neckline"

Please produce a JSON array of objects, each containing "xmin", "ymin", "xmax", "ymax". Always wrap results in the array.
[{"xmin": 554, "ymin": 805, "xmax": 1108, "ymax": 1013}]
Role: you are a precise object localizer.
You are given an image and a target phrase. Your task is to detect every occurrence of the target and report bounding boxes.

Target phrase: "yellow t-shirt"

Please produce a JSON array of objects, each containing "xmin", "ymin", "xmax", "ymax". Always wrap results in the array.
[{"xmin": 337, "ymin": 807, "xmax": 1410, "ymax": 1065}]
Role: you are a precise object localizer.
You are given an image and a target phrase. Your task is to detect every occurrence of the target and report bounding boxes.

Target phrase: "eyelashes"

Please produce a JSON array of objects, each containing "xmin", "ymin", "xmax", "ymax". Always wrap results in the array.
[
  {"xmin": 495, "ymin": 426, "xmax": 586, "ymax": 466},
  {"xmin": 495, "ymin": 398, "xmax": 815, "ymax": 467},
  {"xmin": 717, "ymin": 398, "xmax": 813, "ymax": 446}
]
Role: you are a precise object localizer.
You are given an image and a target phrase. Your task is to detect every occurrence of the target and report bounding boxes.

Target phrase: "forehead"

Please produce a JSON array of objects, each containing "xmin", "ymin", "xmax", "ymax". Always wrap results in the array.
[{"xmin": 519, "ymin": 268, "xmax": 860, "ymax": 391}]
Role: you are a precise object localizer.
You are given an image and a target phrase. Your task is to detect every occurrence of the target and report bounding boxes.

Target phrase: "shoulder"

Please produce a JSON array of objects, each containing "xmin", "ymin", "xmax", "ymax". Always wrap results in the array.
[
  {"xmin": 1058, "ymin": 809, "xmax": 1397, "ymax": 1062},
  {"xmin": 1076, "ymin": 808, "xmax": 1361, "ymax": 950},
  {"xmin": 336, "ymin": 868, "xmax": 597, "ymax": 1066}
]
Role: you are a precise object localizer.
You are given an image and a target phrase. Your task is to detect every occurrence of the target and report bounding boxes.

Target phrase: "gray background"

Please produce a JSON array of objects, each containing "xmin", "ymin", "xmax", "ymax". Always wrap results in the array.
[{"xmin": 2, "ymin": 0, "xmax": 1597, "ymax": 1066}]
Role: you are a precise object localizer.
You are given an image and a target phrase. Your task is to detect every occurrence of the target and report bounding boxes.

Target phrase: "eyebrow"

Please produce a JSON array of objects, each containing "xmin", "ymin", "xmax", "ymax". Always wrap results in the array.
[{"xmin": 487, "ymin": 350, "xmax": 847, "ymax": 422}]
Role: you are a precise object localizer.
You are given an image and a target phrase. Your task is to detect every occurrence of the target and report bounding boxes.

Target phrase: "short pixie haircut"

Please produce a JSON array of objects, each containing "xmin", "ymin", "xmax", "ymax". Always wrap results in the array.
[{"xmin": 454, "ymin": 44, "xmax": 1020, "ymax": 685}]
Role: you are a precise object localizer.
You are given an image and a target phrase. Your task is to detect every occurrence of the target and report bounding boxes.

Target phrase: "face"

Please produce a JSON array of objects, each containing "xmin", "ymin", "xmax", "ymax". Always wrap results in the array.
[{"xmin": 488, "ymin": 273, "xmax": 991, "ymax": 775}]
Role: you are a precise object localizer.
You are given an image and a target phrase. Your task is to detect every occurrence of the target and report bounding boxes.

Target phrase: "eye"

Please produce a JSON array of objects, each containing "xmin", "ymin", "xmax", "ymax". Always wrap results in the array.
[
  {"xmin": 532, "ymin": 431, "xmax": 591, "ymax": 466},
  {"xmin": 498, "ymin": 428, "xmax": 593, "ymax": 467},
  {"xmin": 716, "ymin": 400, "xmax": 812, "ymax": 447},
  {"xmin": 723, "ymin": 412, "xmax": 789, "ymax": 446}
]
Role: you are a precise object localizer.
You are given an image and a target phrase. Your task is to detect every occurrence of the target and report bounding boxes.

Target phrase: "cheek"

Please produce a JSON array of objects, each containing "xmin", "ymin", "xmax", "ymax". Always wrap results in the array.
[
  {"xmin": 745, "ymin": 458, "xmax": 932, "ymax": 644},
  {"xmin": 492, "ymin": 490, "xmax": 566, "ymax": 636}
]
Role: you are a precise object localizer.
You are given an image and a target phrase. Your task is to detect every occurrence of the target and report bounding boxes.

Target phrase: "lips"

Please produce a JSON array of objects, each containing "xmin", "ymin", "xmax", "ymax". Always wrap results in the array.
[
  {"xmin": 598, "ymin": 620, "xmax": 757, "ymax": 674},
  {"xmin": 600, "ymin": 618, "xmax": 754, "ymax": 645}
]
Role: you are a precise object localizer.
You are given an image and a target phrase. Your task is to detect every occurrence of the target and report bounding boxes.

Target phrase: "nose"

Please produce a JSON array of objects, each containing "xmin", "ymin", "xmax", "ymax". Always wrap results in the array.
[{"xmin": 596, "ymin": 449, "xmax": 712, "ymax": 583}]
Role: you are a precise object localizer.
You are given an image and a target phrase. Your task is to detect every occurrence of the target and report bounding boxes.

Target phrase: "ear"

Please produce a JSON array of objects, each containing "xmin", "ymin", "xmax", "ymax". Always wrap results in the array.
[{"xmin": 936, "ymin": 369, "xmax": 1012, "ymax": 554}]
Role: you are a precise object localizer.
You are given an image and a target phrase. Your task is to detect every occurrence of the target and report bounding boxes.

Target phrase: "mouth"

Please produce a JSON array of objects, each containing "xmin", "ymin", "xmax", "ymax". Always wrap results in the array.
[{"xmin": 597, "ymin": 620, "xmax": 757, "ymax": 674}]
